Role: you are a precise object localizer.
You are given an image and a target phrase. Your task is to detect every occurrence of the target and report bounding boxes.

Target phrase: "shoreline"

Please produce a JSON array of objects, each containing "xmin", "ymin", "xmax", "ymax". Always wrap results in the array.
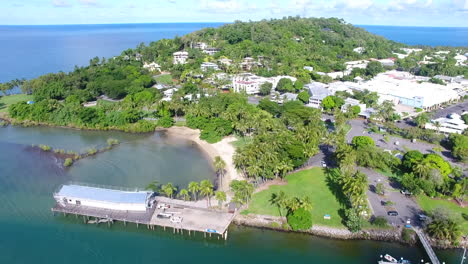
[
  {"xmin": 161, "ymin": 126, "xmax": 243, "ymax": 192},
  {"xmin": 234, "ymin": 213, "xmax": 468, "ymax": 249}
]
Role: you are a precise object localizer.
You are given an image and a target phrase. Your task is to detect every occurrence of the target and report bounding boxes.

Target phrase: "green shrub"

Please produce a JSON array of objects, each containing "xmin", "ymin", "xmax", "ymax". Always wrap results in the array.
[
  {"xmin": 375, "ymin": 183, "xmax": 385, "ymax": 195},
  {"xmin": 156, "ymin": 116, "xmax": 174, "ymax": 128},
  {"xmin": 371, "ymin": 216, "xmax": 388, "ymax": 227},
  {"xmin": 39, "ymin": 144, "xmax": 51, "ymax": 151},
  {"xmin": 107, "ymin": 138, "xmax": 120, "ymax": 146},
  {"xmin": 287, "ymin": 207, "xmax": 312, "ymax": 231},
  {"xmin": 352, "ymin": 136, "xmax": 375, "ymax": 149},
  {"xmin": 402, "ymin": 228, "xmax": 415, "ymax": 243},
  {"xmin": 87, "ymin": 148, "xmax": 97, "ymax": 155},
  {"xmin": 63, "ymin": 158, "xmax": 73, "ymax": 167},
  {"xmin": 344, "ymin": 208, "xmax": 363, "ymax": 233},
  {"xmin": 270, "ymin": 222, "xmax": 280, "ymax": 228},
  {"xmin": 462, "ymin": 213, "xmax": 468, "ymax": 221}
]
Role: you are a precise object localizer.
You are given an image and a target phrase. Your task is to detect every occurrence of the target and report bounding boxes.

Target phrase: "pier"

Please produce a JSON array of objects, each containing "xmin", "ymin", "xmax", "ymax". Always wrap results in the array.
[
  {"xmin": 51, "ymin": 184, "xmax": 234, "ymax": 239},
  {"xmin": 413, "ymin": 227, "xmax": 441, "ymax": 264}
]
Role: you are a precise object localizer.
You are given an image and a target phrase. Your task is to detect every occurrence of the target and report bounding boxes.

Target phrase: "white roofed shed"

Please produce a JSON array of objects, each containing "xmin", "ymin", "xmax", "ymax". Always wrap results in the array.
[{"xmin": 54, "ymin": 184, "xmax": 152, "ymax": 211}]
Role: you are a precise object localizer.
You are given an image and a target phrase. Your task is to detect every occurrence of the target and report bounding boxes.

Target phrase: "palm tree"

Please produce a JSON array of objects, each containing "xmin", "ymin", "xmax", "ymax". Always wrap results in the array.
[
  {"xmin": 215, "ymin": 191, "xmax": 227, "ymax": 207},
  {"xmin": 413, "ymin": 161, "xmax": 432, "ymax": 178},
  {"xmin": 161, "ymin": 183, "xmax": 177, "ymax": 199},
  {"xmin": 213, "ymin": 156, "xmax": 226, "ymax": 187},
  {"xmin": 200, "ymin": 180, "xmax": 214, "ymax": 207},
  {"xmin": 269, "ymin": 191, "xmax": 289, "ymax": 216},
  {"xmin": 146, "ymin": 181, "xmax": 161, "ymax": 193},
  {"xmin": 188, "ymin": 181, "xmax": 200, "ymax": 201},
  {"xmin": 179, "ymin": 188, "xmax": 190, "ymax": 201}
]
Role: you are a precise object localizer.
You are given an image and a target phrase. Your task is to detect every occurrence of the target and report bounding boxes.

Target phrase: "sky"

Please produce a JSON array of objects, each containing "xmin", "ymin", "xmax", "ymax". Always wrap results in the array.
[{"xmin": 1, "ymin": 0, "xmax": 467, "ymax": 27}]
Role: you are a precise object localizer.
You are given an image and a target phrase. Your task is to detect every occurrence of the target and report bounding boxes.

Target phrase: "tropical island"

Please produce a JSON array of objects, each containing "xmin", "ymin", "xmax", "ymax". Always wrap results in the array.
[{"xmin": 0, "ymin": 17, "xmax": 467, "ymax": 252}]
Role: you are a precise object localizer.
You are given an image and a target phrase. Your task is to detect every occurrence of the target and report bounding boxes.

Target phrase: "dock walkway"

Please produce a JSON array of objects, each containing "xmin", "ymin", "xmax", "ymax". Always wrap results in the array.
[{"xmin": 413, "ymin": 227, "xmax": 441, "ymax": 264}]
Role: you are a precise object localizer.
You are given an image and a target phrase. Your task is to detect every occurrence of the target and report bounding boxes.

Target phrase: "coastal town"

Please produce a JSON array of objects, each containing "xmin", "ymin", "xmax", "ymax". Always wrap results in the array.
[{"xmin": 0, "ymin": 17, "xmax": 467, "ymax": 264}]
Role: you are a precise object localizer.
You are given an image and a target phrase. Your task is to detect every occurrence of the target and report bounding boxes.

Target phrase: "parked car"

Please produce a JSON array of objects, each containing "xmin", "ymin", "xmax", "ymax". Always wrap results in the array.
[
  {"xmin": 400, "ymin": 190, "xmax": 412, "ymax": 196},
  {"xmin": 321, "ymin": 161, "xmax": 327, "ymax": 168},
  {"xmin": 170, "ymin": 216, "xmax": 183, "ymax": 223},
  {"xmin": 387, "ymin": 211, "xmax": 399, "ymax": 216},
  {"xmin": 157, "ymin": 213, "xmax": 172, "ymax": 219},
  {"xmin": 157, "ymin": 203, "xmax": 170, "ymax": 209}
]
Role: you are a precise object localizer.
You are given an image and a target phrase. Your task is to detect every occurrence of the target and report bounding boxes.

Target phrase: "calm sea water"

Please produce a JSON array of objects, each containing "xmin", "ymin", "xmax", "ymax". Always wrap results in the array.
[
  {"xmin": 359, "ymin": 25, "xmax": 468, "ymax": 47},
  {"xmin": 0, "ymin": 125, "xmax": 461, "ymax": 264},
  {"xmin": 0, "ymin": 23, "xmax": 224, "ymax": 83}
]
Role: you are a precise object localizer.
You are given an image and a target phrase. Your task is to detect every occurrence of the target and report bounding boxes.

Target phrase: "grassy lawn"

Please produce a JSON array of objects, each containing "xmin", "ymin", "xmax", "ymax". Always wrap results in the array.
[
  {"xmin": 0, "ymin": 94, "xmax": 33, "ymax": 113},
  {"xmin": 174, "ymin": 120, "xmax": 186, "ymax": 127},
  {"xmin": 416, "ymin": 195, "xmax": 468, "ymax": 234},
  {"xmin": 154, "ymin": 74, "xmax": 173, "ymax": 85},
  {"xmin": 244, "ymin": 167, "xmax": 346, "ymax": 228}
]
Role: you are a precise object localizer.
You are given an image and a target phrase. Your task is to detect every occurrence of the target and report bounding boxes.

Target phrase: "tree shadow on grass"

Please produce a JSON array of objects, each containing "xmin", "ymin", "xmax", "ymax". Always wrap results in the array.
[{"xmin": 324, "ymin": 168, "xmax": 349, "ymax": 207}]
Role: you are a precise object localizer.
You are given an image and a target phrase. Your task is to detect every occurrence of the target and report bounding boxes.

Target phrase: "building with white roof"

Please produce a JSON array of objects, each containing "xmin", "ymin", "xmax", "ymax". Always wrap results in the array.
[
  {"xmin": 173, "ymin": 51, "xmax": 189, "ymax": 65},
  {"xmin": 425, "ymin": 113, "xmax": 468, "ymax": 134},
  {"xmin": 341, "ymin": 98, "xmax": 366, "ymax": 114},
  {"xmin": 201, "ymin": 62, "xmax": 219, "ymax": 72},
  {"xmin": 143, "ymin": 62, "xmax": 161, "ymax": 72},
  {"xmin": 305, "ymin": 82, "xmax": 333, "ymax": 109},
  {"xmin": 353, "ymin": 47, "xmax": 365, "ymax": 54},
  {"xmin": 351, "ymin": 70, "xmax": 461, "ymax": 110},
  {"xmin": 219, "ymin": 58, "xmax": 233, "ymax": 66},
  {"xmin": 454, "ymin": 54, "xmax": 467, "ymax": 66},
  {"xmin": 232, "ymin": 74, "xmax": 296, "ymax": 95},
  {"xmin": 54, "ymin": 184, "xmax": 152, "ymax": 211}
]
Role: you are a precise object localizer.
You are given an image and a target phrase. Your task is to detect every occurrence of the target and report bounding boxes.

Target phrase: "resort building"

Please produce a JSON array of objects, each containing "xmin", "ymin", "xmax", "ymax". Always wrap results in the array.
[
  {"xmin": 240, "ymin": 57, "xmax": 261, "ymax": 71},
  {"xmin": 425, "ymin": 113, "xmax": 468, "ymax": 134},
  {"xmin": 203, "ymin": 48, "xmax": 220, "ymax": 56},
  {"xmin": 341, "ymin": 98, "xmax": 366, "ymax": 114},
  {"xmin": 232, "ymin": 74, "xmax": 296, "ymax": 95},
  {"xmin": 194, "ymin": 42, "xmax": 208, "ymax": 50},
  {"xmin": 200, "ymin": 62, "xmax": 220, "ymax": 72},
  {"xmin": 305, "ymin": 82, "xmax": 333, "ymax": 109},
  {"xmin": 218, "ymin": 58, "xmax": 233, "ymax": 66},
  {"xmin": 143, "ymin": 62, "xmax": 161, "ymax": 72},
  {"xmin": 353, "ymin": 47, "xmax": 365, "ymax": 54},
  {"xmin": 303, "ymin": 66, "xmax": 314, "ymax": 72},
  {"xmin": 173, "ymin": 51, "xmax": 189, "ymax": 65},
  {"xmin": 54, "ymin": 184, "xmax": 152, "ymax": 212},
  {"xmin": 351, "ymin": 70, "xmax": 461, "ymax": 110}
]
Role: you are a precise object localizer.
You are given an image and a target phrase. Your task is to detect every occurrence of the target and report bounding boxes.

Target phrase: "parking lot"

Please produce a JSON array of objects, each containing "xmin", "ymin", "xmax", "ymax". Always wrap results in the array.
[
  {"xmin": 361, "ymin": 168, "xmax": 424, "ymax": 227},
  {"xmin": 431, "ymin": 101, "xmax": 468, "ymax": 119}
]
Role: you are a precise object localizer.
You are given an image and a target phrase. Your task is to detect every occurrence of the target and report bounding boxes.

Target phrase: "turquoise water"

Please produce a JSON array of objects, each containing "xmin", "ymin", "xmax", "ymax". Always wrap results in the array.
[{"xmin": 0, "ymin": 125, "xmax": 462, "ymax": 263}]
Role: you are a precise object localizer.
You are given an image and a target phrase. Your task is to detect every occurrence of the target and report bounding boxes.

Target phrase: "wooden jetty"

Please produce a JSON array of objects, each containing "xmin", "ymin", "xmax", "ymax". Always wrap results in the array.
[{"xmin": 51, "ymin": 193, "xmax": 234, "ymax": 240}]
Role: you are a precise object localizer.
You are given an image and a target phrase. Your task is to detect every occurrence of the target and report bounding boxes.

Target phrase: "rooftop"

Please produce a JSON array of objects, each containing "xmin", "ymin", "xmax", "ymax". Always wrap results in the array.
[{"xmin": 56, "ymin": 185, "xmax": 150, "ymax": 205}]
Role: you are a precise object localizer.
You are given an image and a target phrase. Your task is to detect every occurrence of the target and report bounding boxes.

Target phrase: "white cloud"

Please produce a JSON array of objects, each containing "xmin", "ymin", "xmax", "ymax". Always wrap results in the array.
[
  {"xmin": 52, "ymin": 0, "xmax": 71, "ymax": 7},
  {"xmin": 78, "ymin": 0, "xmax": 97, "ymax": 6},
  {"xmin": 198, "ymin": 0, "xmax": 257, "ymax": 14}
]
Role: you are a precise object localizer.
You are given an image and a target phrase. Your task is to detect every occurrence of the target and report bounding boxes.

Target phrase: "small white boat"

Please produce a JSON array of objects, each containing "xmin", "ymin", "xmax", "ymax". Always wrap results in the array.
[
  {"xmin": 87, "ymin": 219, "xmax": 97, "ymax": 224},
  {"xmin": 378, "ymin": 254, "xmax": 411, "ymax": 264}
]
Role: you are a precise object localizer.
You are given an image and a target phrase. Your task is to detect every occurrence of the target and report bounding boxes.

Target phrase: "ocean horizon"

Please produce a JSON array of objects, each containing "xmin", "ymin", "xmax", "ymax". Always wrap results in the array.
[{"xmin": 0, "ymin": 23, "xmax": 466, "ymax": 83}]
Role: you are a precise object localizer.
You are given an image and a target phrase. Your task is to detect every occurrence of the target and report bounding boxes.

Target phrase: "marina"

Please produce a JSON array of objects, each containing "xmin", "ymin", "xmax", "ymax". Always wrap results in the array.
[{"xmin": 51, "ymin": 184, "xmax": 234, "ymax": 239}]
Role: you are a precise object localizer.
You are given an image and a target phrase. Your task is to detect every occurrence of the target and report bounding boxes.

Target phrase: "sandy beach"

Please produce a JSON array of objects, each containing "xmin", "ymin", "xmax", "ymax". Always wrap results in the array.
[{"xmin": 163, "ymin": 126, "xmax": 243, "ymax": 192}]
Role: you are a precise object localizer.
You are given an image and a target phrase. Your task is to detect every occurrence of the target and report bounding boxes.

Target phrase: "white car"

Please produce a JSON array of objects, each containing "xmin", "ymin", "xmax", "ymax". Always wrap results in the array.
[
  {"xmin": 170, "ymin": 216, "xmax": 183, "ymax": 223},
  {"xmin": 321, "ymin": 161, "xmax": 327, "ymax": 168},
  {"xmin": 157, "ymin": 203, "xmax": 170, "ymax": 210}
]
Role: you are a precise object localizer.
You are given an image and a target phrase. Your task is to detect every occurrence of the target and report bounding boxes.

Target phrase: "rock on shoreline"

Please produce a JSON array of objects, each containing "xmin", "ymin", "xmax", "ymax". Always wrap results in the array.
[{"xmin": 234, "ymin": 214, "xmax": 467, "ymax": 249}]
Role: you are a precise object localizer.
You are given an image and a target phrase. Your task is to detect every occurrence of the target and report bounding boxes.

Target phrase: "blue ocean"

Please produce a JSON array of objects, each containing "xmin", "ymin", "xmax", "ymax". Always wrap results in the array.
[
  {"xmin": 359, "ymin": 25, "xmax": 468, "ymax": 47},
  {"xmin": 0, "ymin": 23, "xmax": 467, "ymax": 83}
]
